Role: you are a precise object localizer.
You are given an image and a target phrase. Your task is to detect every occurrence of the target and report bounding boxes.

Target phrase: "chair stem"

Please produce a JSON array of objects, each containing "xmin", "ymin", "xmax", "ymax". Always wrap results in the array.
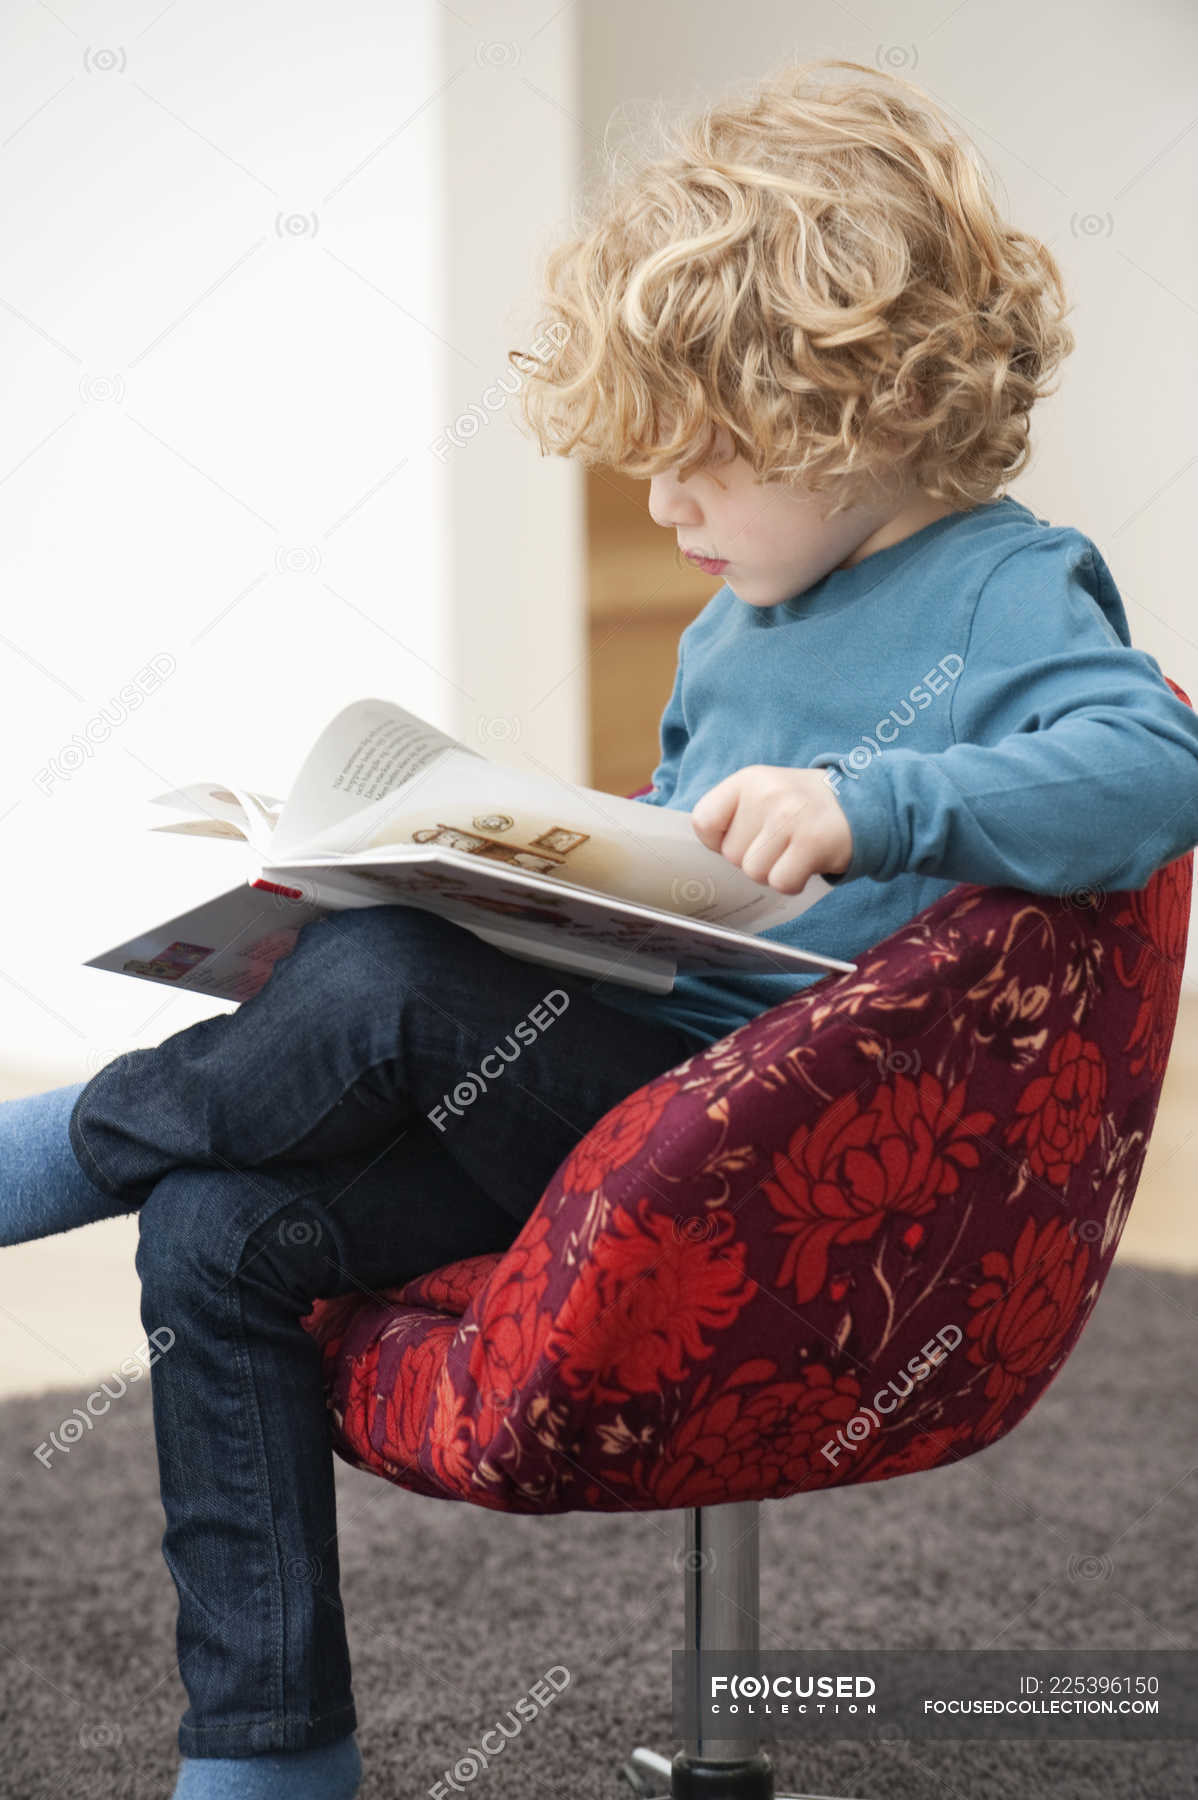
[{"xmin": 683, "ymin": 1502, "xmax": 762, "ymax": 1763}]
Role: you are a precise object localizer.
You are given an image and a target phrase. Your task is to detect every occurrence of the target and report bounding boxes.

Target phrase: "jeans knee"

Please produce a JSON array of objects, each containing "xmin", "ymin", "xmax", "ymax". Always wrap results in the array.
[
  {"xmin": 303, "ymin": 903, "xmax": 464, "ymax": 982},
  {"xmin": 135, "ymin": 1169, "xmax": 338, "ymax": 1310},
  {"xmin": 135, "ymin": 1173, "xmax": 235, "ymax": 1297},
  {"xmin": 240, "ymin": 1199, "xmax": 345, "ymax": 1308}
]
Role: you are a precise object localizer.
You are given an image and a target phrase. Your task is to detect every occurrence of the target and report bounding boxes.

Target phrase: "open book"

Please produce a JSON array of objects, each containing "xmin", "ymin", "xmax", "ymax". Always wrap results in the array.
[{"xmin": 86, "ymin": 697, "xmax": 856, "ymax": 1003}]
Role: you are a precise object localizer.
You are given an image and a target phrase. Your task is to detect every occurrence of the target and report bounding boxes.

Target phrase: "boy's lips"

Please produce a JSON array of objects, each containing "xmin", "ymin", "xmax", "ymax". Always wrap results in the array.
[{"xmin": 682, "ymin": 550, "xmax": 729, "ymax": 573}]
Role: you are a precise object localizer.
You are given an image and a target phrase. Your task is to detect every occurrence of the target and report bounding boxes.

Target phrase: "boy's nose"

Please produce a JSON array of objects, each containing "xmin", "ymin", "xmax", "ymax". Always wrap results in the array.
[{"xmin": 647, "ymin": 475, "xmax": 701, "ymax": 530}]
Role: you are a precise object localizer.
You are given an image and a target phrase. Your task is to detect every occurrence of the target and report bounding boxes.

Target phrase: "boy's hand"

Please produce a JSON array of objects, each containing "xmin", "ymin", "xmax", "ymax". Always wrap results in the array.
[{"xmin": 691, "ymin": 766, "xmax": 853, "ymax": 893}]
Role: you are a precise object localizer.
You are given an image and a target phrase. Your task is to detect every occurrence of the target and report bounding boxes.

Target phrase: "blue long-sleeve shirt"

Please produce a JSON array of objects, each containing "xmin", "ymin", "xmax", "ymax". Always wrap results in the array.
[{"xmin": 591, "ymin": 494, "xmax": 1198, "ymax": 1048}]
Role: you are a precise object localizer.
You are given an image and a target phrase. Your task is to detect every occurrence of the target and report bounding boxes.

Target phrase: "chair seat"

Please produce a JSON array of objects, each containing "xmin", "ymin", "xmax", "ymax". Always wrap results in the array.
[{"xmin": 300, "ymin": 840, "xmax": 1192, "ymax": 1519}]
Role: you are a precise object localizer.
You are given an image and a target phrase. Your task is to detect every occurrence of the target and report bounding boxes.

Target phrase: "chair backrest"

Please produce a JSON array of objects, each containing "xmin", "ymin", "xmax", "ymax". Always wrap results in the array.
[{"xmin": 302, "ymin": 681, "xmax": 1194, "ymax": 1515}]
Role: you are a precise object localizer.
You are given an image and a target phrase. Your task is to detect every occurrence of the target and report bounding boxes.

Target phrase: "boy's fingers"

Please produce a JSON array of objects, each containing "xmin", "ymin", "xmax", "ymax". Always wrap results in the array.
[
  {"xmin": 719, "ymin": 800, "xmax": 779, "ymax": 868},
  {"xmin": 691, "ymin": 775, "xmax": 742, "ymax": 848},
  {"xmin": 765, "ymin": 842, "xmax": 816, "ymax": 894},
  {"xmin": 738, "ymin": 822, "xmax": 791, "ymax": 883}
]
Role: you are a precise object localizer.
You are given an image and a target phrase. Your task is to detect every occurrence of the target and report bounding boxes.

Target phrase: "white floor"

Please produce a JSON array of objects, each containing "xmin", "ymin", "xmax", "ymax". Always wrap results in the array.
[{"xmin": 3, "ymin": 1005, "xmax": 1196, "ymax": 1401}]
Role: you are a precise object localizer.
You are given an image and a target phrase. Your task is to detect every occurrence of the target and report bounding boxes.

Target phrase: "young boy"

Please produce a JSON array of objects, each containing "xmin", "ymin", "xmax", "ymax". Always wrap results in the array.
[{"xmin": 3, "ymin": 56, "xmax": 1197, "ymax": 1800}]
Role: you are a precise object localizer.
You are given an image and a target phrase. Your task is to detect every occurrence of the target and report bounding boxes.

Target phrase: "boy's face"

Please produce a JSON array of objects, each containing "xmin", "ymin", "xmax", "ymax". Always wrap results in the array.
[{"xmin": 646, "ymin": 427, "xmax": 919, "ymax": 607}]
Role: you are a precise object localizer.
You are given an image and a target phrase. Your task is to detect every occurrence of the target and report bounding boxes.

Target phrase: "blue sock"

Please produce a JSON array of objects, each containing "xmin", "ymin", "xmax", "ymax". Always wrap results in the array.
[
  {"xmin": 170, "ymin": 1731, "xmax": 362, "ymax": 1799},
  {"xmin": 0, "ymin": 1082, "xmax": 126, "ymax": 1247}
]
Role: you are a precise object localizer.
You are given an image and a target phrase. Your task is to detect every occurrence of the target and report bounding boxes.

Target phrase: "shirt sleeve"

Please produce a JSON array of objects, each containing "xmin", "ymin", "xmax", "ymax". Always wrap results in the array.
[
  {"xmin": 823, "ymin": 534, "xmax": 1198, "ymax": 893},
  {"xmin": 632, "ymin": 633, "xmax": 689, "ymax": 806}
]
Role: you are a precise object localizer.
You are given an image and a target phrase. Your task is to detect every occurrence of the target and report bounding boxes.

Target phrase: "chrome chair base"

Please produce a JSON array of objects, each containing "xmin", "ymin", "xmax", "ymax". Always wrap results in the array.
[
  {"xmin": 621, "ymin": 1504, "xmax": 871, "ymax": 1799},
  {"xmin": 618, "ymin": 1744, "xmax": 868, "ymax": 1799}
]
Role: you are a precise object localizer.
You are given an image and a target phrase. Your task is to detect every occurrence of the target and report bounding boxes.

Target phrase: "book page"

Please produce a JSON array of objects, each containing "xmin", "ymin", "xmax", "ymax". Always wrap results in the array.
[
  {"xmin": 147, "ymin": 782, "xmax": 283, "ymax": 854},
  {"xmin": 270, "ymin": 697, "xmax": 473, "ymax": 858},
  {"xmin": 84, "ymin": 881, "xmax": 332, "ymax": 1003},
  {"xmin": 84, "ymin": 860, "xmax": 853, "ymax": 1006},
  {"xmin": 293, "ymin": 750, "xmax": 828, "ymax": 933},
  {"xmin": 259, "ymin": 855, "xmax": 852, "ymax": 980},
  {"xmin": 138, "ymin": 696, "xmax": 833, "ymax": 938}
]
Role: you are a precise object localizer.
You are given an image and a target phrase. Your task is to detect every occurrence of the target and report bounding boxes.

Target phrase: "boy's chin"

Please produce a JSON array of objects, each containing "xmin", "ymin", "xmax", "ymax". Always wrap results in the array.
[
  {"xmin": 726, "ymin": 576, "xmax": 786, "ymax": 608},
  {"xmin": 729, "ymin": 568, "xmax": 848, "ymax": 608}
]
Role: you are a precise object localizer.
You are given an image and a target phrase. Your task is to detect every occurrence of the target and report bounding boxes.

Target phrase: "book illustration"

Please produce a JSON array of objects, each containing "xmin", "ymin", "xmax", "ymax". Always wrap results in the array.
[
  {"xmin": 118, "ymin": 924, "xmax": 302, "ymax": 989},
  {"xmin": 409, "ymin": 822, "xmax": 556, "ymax": 874},
  {"xmin": 528, "ymin": 824, "xmax": 589, "ymax": 854},
  {"xmin": 341, "ymin": 861, "xmax": 569, "ymax": 910},
  {"xmin": 244, "ymin": 927, "xmax": 303, "ymax": 964},
  {"xmin": 362, "ymin": 778, "xmax": 709, "ymax": 916},
  {"xmin": 122, "ymin": 940, "xmax": 214, "ymax": 982},
  {"xmin": 406, "ymin": 816, "xmax": 591, "ymax": 877},
  {"xmin": 96, "ymin": 885, "xmax": 331, "ymax": 1003},
  {"xmin": 465, "ymin": 812, "xmax": 593, "ymax": 860},
  {"xmin": 342, "ymin": 863, "xmax": 566, "ymax": 926}
]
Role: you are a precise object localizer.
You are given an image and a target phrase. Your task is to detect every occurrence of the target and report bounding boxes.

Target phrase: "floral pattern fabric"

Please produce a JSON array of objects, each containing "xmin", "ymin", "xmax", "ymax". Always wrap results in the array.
[{"xmin": 301, "ymin": 681, "xmax": 1193, "ymax": 1515}]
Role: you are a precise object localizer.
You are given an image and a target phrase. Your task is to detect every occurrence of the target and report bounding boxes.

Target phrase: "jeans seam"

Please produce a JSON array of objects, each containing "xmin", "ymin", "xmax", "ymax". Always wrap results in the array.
[
  {"xmin": 227, "ymin": 1183, "xmax": 356, "ymax": 1734},
  {"xmin": 67, "ymin": 1092, "xmax": 126, "ymax": 1197},
  {"xmin": 228, "ymin": 1221, "xmax": 311, "ymax": 1729},
  {"xmin": 180, "ymin": 1704, "xmax": 357, "ymax": 1734},
  {"xmin": 177, "ymin": 1697, "xmax": 357, "ymax": 1755},
  {"xmin": 182, "ymin": 1214, "xmax": 296, "ymax": 1732},
  {"xmin": 148, "ymin": 1177, "xmax": 357, "ymax": 1755}
]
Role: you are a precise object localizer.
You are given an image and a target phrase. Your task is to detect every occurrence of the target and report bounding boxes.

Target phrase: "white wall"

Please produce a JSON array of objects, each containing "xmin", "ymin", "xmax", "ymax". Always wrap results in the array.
[
  {"xmin": 0, "ymin": 0, "xmax": 583, "ymax": 1080},
  {"xmin": 582, "ymin": 0, "xmax": 1198, "ymax": 987},
  {"xmin": 3, "ymin": 0, "xmax": 1194, "ymax": 1089}
]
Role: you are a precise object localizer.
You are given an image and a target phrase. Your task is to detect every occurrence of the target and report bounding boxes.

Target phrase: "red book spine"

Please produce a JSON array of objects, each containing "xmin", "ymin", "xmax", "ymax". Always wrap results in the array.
[{"xmin": 251, "ymin": 877, "xmax": 305, "ymax": 900}]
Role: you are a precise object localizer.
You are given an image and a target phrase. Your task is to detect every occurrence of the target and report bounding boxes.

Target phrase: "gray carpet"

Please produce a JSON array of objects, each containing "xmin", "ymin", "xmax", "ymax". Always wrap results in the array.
[{"xmin": 1, "ymin": 1261, "xmax": 1194, "ymax": 1800}]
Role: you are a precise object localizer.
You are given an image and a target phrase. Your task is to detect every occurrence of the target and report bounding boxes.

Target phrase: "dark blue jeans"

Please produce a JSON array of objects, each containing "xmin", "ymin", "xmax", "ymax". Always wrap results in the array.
[{"xmin": 67, "ymin": 904, "xmax": 707, "ymax": 1758}]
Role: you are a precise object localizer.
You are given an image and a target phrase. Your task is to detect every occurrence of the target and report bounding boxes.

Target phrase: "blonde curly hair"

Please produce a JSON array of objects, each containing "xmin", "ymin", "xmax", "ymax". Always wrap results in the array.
[{"xmin": 508, "ymin": 58, "xmax": 1074, "ymax": 514}]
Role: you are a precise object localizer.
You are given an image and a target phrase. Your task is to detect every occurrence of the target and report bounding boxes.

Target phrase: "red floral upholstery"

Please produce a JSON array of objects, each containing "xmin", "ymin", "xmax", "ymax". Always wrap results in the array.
[{"xmin": 301, "ymin": 681, "xmax": 1194, "ymax": 1515}]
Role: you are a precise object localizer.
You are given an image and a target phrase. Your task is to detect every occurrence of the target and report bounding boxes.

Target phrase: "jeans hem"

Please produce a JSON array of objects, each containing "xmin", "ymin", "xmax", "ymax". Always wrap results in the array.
[
  {"xmin": 177, "ymin": 1701, "xmax": 357, "ymax": 1757},
  {"xmin": 67, "ymin": 1084, "xmax": 127, "ymax": 1200}
]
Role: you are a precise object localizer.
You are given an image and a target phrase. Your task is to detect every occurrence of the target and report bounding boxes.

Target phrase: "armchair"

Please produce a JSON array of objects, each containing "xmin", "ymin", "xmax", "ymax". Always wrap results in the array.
[{"xmin": 301, "ymin": 680, "xmax": 1193, "ymax": 1799}]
